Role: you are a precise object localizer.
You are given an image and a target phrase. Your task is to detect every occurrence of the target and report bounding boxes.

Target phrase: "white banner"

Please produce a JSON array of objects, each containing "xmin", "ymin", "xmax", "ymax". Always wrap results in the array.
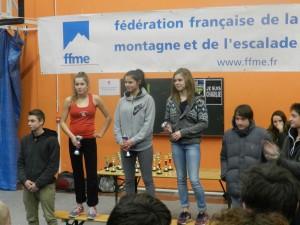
[{"xmin": 38, "ymin": 4, "xmax": 300, "ymax": 74}]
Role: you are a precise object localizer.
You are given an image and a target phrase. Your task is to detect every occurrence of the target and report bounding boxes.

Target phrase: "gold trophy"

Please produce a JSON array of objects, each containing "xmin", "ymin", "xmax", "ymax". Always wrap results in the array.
[
  {"xmin": 156, "ymin": 153, "xmax": 162, "ymax": 174},
  {"xmin": 152, "ymin": 154, "xmax": 157, "ymax": 171},
  {"xmin": 168, "ymin": 153, "xmax": 173, "ymax": 170},
  {"xmin": 135, "ymin": 157, "xmax": 139, "ymax": 173},
  {"xmin": 116, "ymin": 152, "xmax": 123, "ymax": 170},
  {"xmin": 105, "ymin": 156, "xmax": 109, "ymax": 171},
  {"xmin": 111, "ymin": 156, "xmax": 116, "ymax": 172},
  {"xmin": 164, "ymin": 154, "xmax": 169, "ymax": 172}
]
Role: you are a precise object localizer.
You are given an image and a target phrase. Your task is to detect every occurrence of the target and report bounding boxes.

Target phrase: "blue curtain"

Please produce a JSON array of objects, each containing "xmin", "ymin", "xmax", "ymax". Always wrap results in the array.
[{"xmin": 0, "ymin": 29, "xmax": 24, "ymax": 190}]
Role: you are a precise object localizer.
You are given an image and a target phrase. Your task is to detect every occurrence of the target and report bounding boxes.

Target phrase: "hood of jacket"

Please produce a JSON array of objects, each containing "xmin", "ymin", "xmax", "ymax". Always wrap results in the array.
[
  {"xmin": 31, "ymin": 128, "xmax": 58, "ymax": 141},
  {"xmin": 123, "ymin": 87, "xmax": 147, "ymax": 100}
]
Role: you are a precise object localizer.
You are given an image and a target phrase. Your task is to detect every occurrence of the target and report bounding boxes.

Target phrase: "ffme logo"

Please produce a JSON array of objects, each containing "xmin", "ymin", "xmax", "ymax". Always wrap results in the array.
[{"xmin": 63, "ymin": 21, "xmax": 91, "ymax": 65}]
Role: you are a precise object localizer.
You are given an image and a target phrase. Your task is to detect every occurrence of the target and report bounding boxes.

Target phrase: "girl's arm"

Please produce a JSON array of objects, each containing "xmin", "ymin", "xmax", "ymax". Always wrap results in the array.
[
  {"xmin": 60, "ymin": 97, "xmax": 78, "ymax": 146},
  {"xmin": 93, "ymin": 94, "xmax": 112, "ymax": 138}
]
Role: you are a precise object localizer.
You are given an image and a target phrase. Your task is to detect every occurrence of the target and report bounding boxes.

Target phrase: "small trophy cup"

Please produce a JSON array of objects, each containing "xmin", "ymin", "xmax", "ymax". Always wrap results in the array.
[
  {"xmin": 152, "ymin": 154, "xmax": 157, "ymax": 171},
  {"xmin": 168, "ymin": 153, "xmax": 173, "ymax": 170},
  {"xmin": 74, "ymin": 135, "xmax": 83, "ymax": 155},
  {"xmin": 156, "ymin": 159, "xmax": 162, "ymax": 174},
  {"xmin": 117, "ymin": 152, "xmax": 123, "ymax": 170},
  {"xmin": 161, "ymin": 121, "xmax": 173, "ymax": 134},
  {"xmin": 135, "ymin": 157, "xmax": 139, "ymax": 173},
  {"xmin": 164, "ymin": 154, "xmax": 169, "ymax": 172},
  {"xmin": 105, "ymin": 156, "xmax": 109, "ymax": 171},
  {"xmin": 122, "ymin": 133, "xmax": 131, "ymax": 158},
  {"xmin": 156, "ymin": 153, "xmax": 162, "ymax": 174},
  {"xmin": 156, "ymin": 152, "xmax": 161, "ymax": 171},
  {"xmin": 111, "ymin": 156, "xmax": 116, "ymax": 172}
]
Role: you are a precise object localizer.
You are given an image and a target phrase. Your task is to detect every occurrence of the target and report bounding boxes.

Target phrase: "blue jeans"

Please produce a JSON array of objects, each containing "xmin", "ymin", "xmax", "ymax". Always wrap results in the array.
[{"xmin": 171, "ymin": 143, "xmax": 207, "ymax": 212}]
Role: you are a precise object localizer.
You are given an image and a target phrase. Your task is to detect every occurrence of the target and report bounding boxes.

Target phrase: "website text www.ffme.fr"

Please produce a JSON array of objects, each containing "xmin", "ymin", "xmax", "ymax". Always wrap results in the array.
[{"xmin": 216, "ymin": 57, "xmax": 278, "ymax": 67}]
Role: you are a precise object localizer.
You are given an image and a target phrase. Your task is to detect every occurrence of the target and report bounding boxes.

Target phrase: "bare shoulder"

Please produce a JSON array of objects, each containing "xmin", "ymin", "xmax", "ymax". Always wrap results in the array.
[
  {"xmin": 63, "ymin": 96, "xmax": 73, "ymax": 107},
  {"xmin": 92, "ymin": 94, "xmax": 103, "ymax": 106}
]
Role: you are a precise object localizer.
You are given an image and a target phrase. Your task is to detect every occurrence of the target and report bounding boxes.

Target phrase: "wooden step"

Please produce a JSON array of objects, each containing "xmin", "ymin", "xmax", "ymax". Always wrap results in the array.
[
  {"xmin": 171, "ymin": 218, "xmax": 195, "ymax": 225},
  {"xmin": 55, "ymin": 210, "xmax": 109, "ymax": 223},
  {"xmin": 56, "ymin": 210, "xmax": 195, "ymax": 225}
]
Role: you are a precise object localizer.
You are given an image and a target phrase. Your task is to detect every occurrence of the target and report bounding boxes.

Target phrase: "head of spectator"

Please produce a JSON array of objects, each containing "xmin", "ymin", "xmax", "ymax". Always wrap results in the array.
[
  {"xmin": 0, "ymin": 200, "xmax": 11, "ymax": 225},
  {"xmin": 240, "ymin": 163, "xmax": 300, "ymax": 222},
  {"xmin": 267, "ymin": 110, "xmax": 289, "ymax": 145},
  {"xmin": 208, "ymin": 208, "xmax": 289, "ymax": 225},
  {"xmin": 232, "ymin": 104, "xmax": 254, "ymax": 133},
  {"xmin": 107, "ymin": 193, "xmax": 171, "ymax": 225}
]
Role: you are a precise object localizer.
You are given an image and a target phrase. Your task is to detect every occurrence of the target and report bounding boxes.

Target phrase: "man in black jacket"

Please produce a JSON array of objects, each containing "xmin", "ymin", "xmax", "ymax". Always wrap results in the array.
[{"xmin": 18, "ymin": 109, "xmax": 60, "ymax": 225}]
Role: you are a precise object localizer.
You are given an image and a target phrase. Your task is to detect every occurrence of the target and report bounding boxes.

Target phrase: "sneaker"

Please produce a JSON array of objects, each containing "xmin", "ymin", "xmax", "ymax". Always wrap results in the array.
[
  {"xmin": 69, "ymin": 205, "xmax": 84, "ymax": 218},
  {"xmin": 195, "ymin": 212, "xmax": 209, "ymax": 225},
  {"xmin": 87, "ymin": 206, "xmax": 97, "ymax": 220},
  {"xmin": 177, "ymin": 211, "xmax": 192, "ymax": 225}
]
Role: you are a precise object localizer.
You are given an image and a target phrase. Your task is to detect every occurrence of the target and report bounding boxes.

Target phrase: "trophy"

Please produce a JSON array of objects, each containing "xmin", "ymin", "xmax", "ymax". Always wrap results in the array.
[
  {"xmin": 161, "ymin": 121, "xmax": 173, "ymax": 134},
  {"xmin": 111, "ymin": 156, "xmax": 116, "ymax": 172},
  {"xmin": 168, "ymin": 153, "xmax": 173, "ymax": 170},
  {"xmin": 116, "ymin": 152, "xmax": 123, "ymax": 170},
  {"xmin": 135, "ymin": 157, "xmax": 139, "ymax": 173},
  {"xmin": 164, "ymin": 154, "xmax": 169, "ymax": 172},
  {"xmin": 74, "ymin": 135, "xmax": 83, "ymax": 155},
  {"xmin": 156, "ymin": 153, "xmax": 162, "ymax": 174},
  {"xmin": 122, "ymin": 133, "xmax": 131, "ymax": 158},
  {"xmin": 105, "ymin": 156, "xmax": 109, "ymax": 171},
  {"xmin": 152, "ymin": 154, "xmax": 157, "ymax": 171}
]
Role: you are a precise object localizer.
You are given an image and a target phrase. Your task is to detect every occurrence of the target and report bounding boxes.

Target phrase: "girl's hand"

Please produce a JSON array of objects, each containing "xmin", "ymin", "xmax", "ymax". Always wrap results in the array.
[
  {"xmin": 121, "ymin": 140, "xmax": 133, "ymax": 151},
  {"xmin": 275, "ymin": 122, "xmax": 284, "ymax": 132},
  {"xmin": 71, "ymin": 136, "xmax": 81, "ymax": 148},
  {"xmin": 93, "ymin": 131, "xmax": 103, "ymax": 138},
  {"xmin": 171, "ymin": 131, "xmax": 181, "ymax": 141}
]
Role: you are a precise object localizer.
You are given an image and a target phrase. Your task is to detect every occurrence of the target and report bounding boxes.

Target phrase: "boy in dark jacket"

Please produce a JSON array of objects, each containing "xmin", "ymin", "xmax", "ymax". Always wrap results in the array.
[
  {"xmin": 18, "ymin": 109, "xmax": 60, "ymax": 225},
  {"xmin": 220, "ymin": 104, "xmax": 272, "ymax": 208}
]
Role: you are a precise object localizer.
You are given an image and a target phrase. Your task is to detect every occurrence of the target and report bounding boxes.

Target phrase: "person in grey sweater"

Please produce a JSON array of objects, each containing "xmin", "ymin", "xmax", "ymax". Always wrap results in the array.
[
  {"xmin": 220, "ymin": 104, "xmax": 272, "ymax": 208},
  {"xmin": 114, "ymin": 69, "xmax": 155, "ymax": 196}
]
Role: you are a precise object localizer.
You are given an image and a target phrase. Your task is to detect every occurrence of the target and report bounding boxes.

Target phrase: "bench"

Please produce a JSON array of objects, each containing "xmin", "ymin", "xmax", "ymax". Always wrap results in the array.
[
  {"xmin": 55, "ymin": 210, "xmax": 189, "ymax": 225},
  {"xmin": 55, "ymin": 211, "xmax": 109, "ymax": 225}
]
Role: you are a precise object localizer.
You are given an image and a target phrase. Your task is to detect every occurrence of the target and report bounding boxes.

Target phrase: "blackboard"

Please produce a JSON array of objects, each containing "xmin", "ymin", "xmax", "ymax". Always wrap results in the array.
[{"xmin": 121, "ymin": 78, "xmax": 224, "ymax": 136}]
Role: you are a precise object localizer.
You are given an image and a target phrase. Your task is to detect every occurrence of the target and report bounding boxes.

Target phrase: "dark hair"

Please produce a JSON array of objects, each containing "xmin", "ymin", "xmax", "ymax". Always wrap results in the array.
[
  {"xmin": 290, "ymin": 103, "xmax": 300, "ymax": 115},
  {"xmin": 211, "ymin": 208, "xmax": 289, "ymax": 225},
  {"xmin": 107, "ymin": 193, "xmax": 171, "ymax": 225},
  {"xmin": 240, "ymin": 163, "xmax": 300, "ymax": 221},
  {"xmin": 124, "ymin": 69, "xmax": 147, "ymax": 91},
  {"xmin": 170, "ymin": 68, "xmax": 195, "ymax": 105},
  {"xmin": 29, "ymin": 109, "xmax": 45, "ymax": 124},
  {"xmin": 267, "ymin": 110, "xmax": 288, "ymax": 143},
  {"xmin": 234, "ymin": 104, "xmax": 253, "ymax": 121}
]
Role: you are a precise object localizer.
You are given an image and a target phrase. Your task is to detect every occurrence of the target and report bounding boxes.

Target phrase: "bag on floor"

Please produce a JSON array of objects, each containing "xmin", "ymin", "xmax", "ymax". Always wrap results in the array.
[
  {"xmin": 98, "ymin": 176, "xmax": 115, "ymax": 193},
  {"xmin": 56, "ymin": 171, "xmax": 75, "ymax": 191}
]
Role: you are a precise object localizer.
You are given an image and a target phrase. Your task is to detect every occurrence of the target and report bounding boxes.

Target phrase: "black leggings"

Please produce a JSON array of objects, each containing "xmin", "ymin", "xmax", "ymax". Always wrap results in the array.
[{"xmin": 69, "ymin": 138, "xmax": 98, "ymax": 207}]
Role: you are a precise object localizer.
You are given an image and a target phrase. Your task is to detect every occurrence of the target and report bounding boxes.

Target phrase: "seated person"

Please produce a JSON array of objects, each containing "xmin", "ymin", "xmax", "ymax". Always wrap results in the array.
[
  {"xmin": 267, "ymin": 110, "xmax": 289, "ymax": 148},
  {"xmin": 107, "ymin": 193, "xmax": 171, "ymax": 225},
  {"xmin": 240, "ymin": 163, "xmax": 300, "ymax": 223}
]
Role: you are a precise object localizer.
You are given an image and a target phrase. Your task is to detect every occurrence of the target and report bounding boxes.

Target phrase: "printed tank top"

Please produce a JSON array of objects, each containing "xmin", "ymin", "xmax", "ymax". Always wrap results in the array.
[{"xmin": 69, "ymin": 93, "xmax": 96, "ymax": 138}]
